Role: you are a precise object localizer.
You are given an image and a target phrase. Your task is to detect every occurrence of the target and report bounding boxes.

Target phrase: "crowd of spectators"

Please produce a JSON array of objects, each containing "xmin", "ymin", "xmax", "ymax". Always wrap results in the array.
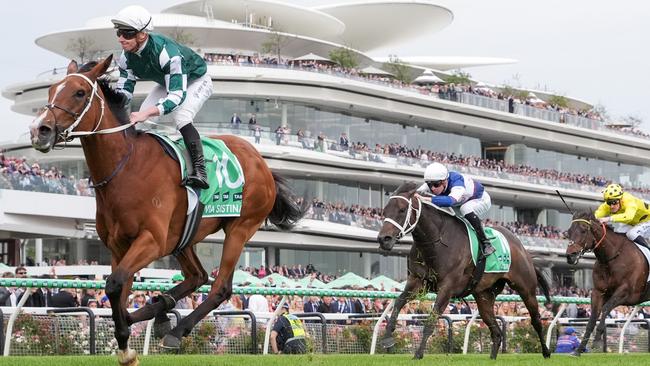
[
  {"xmin": 202, "ymin": 52, "xmax": 650, "ymax": 140},
  {"xmin": 334, "ymin": 138, "xmax": 650, "ymax": 196},
  {"xmin": 0, "ymin": 154, "xmax": 92, "ymax": 196},
  {"xmin": 0, "ymin": 149, "xmax": 582, "ymax": 242}
]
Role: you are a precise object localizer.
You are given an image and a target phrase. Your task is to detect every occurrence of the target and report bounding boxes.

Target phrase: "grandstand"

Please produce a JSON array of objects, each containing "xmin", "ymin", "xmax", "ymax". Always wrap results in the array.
[{"xmin": 2, "ymin": 0, "xmax": 649, "ymax": 291}]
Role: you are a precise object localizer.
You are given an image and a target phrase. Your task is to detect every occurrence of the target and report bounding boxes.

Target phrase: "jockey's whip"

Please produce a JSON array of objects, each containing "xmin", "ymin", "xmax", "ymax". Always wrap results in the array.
[{"xmin": 555, "ymin": 190, "xmax": 575, "ymax": 215}]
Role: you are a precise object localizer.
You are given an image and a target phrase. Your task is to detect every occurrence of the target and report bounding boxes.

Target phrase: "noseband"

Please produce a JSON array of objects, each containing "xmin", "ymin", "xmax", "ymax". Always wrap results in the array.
[
  {"xmin": 570, "ymin": 218, "xmax": 607, "ymax": 258},
  {"xmin": 383, "ymin": 195, "xmax": 422, "ymax": 238}
]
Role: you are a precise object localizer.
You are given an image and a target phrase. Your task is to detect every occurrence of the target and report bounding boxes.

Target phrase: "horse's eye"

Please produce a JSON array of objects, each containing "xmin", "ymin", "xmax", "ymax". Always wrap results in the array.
[
  {"xmin": 399, "ymin": 208, "xmax": 406, "ymax": 213},
  {"xmin": 75, "ymin": 90, "xmax": 85, "ymax": 98}
]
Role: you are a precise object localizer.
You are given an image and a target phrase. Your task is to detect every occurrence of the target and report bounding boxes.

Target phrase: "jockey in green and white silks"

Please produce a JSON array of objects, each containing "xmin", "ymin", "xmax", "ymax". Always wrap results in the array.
[
  {"xmin": 415, "ymin": 162, "xmax": 496, "ymax": 256},
  {"xmin": 112, "ymin": 5, "xmax": 213, "ymax": 189}
]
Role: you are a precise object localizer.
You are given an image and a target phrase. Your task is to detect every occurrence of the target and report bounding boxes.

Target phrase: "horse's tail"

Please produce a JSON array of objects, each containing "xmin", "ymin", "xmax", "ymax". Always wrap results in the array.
[
  {"xmin": 535, "ymin": 266, "xmax": 552, "ymax": 304},
  {"xmin": 268, "ymin": 172, "xmax": 305, "ymax": 231}
]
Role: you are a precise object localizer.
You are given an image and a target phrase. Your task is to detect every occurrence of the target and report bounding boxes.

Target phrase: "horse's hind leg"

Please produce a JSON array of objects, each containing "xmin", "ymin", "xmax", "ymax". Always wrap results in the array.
[
  {"xmin": 162, "ymin": 219, "xmax": 260, "ymax": 349},
  {"xmin": 510, "ymin": 281, "xmax": 551, "ymax": 358},
  {"xmin": 381, "ymin": 275, "xmax": 424, "ymax": 349},
  {"xmin": 127, "ymin": 245, "xmax": 209, "ymax": 337},
  {"xmin": 475, "ymin": 289, "xmax": 501, "ymax": 359}
]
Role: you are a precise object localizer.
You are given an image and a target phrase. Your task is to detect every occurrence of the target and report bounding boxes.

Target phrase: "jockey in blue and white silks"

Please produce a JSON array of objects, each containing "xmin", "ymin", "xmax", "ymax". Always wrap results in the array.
[{"xmin": 415, "ymin": 162, "xmax": 496, "ymax": 256}]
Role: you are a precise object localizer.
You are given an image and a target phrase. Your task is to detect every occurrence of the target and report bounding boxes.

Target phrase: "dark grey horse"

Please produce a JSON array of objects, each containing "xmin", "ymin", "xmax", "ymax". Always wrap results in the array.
[{"xmin": 377, "ymin": 182, "xmax": 551, "ymax": 359}]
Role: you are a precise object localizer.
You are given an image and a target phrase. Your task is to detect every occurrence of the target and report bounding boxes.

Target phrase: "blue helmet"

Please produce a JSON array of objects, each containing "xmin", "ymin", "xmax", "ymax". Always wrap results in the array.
[{"xmin": 564, "ymin": 327, "xmax": 576, "ymax": 335}]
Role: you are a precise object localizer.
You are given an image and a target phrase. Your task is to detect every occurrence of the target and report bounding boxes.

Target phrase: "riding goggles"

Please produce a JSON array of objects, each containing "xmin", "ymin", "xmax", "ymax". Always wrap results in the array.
[
  {"xmin": 116, "ymin": 29, "xmax": 138, "ymax": 40},
  {"xmin": 606, "ymin": 199, "xmax": 620, "ymax": 206},
  {"xmin": 427, "ymin": 180, "xmax": 445, "ymax": 188}
]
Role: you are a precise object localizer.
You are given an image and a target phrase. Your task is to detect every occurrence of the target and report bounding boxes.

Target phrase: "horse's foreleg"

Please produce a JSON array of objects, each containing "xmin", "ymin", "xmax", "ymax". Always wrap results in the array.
[
  {"xmin": 414, "ymin": 289, "xmax": 451, "ymax": 360},
  {"xmin": 162, "ymin": 221, "xmax": 257, "ymax": 349},
  {"xmin": 381, "ymin": 276, "xmax": 423, "ymax": 349},
  {"xmin": 573, "ymin": 291, "xmax": 604, "ymax": 356},
  {"xmin": 106, "ymin": 231, "xmax": 161, "ymax": 365},
  {"xmin": 127, "ymin": 246, "xmax": 208, "ymax": 337}
]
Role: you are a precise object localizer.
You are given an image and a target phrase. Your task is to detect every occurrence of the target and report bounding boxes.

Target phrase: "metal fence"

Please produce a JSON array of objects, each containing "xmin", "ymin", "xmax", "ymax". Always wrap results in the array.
[{"xmin": 4, "ymin": 307, "xmax": 650, "ymax": 356}]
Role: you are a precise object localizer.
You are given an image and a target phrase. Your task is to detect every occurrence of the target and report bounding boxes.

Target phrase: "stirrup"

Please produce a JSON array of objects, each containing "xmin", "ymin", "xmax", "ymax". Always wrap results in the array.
[{"xmin": 481, "ymin": 243, "xmax": 496, "ymax": 256}]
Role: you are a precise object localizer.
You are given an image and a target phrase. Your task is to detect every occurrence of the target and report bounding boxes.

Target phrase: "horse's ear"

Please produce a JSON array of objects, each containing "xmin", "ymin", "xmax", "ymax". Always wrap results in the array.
[
  {"xmin": 87, "ymin": 55, "xmax": 114, "ymax": 79},
  {"xmin": 66, "ymin": 60, "xmax": 78, "ymax": 75}
]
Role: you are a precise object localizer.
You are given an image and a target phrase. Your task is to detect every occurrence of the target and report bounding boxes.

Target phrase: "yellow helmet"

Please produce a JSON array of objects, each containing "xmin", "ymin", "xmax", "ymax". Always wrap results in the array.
[{"xmin": 603, "ymin": 184, "xmax": 623, "ymax": 201}]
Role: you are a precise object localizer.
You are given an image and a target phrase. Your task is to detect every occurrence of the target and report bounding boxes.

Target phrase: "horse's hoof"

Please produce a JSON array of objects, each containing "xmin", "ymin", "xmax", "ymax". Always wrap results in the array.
[
  {"xmin": 380, "ymin": 336, "xmax": 396, "ymax": 349},
  {"xmin": 161, "ymin": 334, "xmax": 182, "ymax": 350},
  {"xmin": 117, "ymin": 348, "xmax": 139, "ymax": 366},
  {"xmin": 153, "ymin": 319, "xmax": 172, "ymax": 339},
  {"xmin": 413, "ymin": 352, "xmax": 424, "ymax": 360},
  {"xmin": 543, "ymin": 351, "xmax": 551, "ymax": 359}
]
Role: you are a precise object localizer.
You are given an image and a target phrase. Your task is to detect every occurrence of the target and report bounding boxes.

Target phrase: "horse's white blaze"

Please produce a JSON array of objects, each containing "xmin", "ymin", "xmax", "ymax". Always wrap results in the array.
[
  {"xmin": 50, "ymin": 82, "xmax": 66, "ymax": 104},
  {"xmin": 31, "ymin": 110, "xmax": 48, "ymax": 130}
]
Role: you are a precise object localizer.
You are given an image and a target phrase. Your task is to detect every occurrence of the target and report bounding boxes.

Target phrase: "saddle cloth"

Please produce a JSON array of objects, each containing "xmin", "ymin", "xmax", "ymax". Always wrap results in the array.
[
  {"xmin": 147, "ymin": 131, "xmax": 245, "ymax": 218},
  {"xmin": 427, "ymin": 203, "xmax": 512, "ymax": 273}
]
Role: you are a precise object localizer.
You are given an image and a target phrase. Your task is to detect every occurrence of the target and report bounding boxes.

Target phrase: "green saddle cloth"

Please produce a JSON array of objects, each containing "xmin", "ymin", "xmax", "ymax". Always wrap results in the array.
[
  {"xmin": 464, "ymin": 224, "xmax": 512, "ymax": 273},
  {"xmin": 149, "ymin": 132, "xmax": 245, "ymax": 217}
]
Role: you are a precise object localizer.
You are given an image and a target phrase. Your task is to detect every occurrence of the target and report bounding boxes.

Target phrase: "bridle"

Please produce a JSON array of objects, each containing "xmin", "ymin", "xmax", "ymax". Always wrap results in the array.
[
  {"xmin": 570, "ymin": 218, "xmax": 608, "ymax": 259},
  {"xmin": 383, "ymin": 194, "xmax": 422, "ymax": 239},
  {"xmin": 43, "ymin": 72, "xmax": 137, "ymax": 189},
  {"xmin": 44, "ymin": 73, "xmax": 135, "ymax": 141}
]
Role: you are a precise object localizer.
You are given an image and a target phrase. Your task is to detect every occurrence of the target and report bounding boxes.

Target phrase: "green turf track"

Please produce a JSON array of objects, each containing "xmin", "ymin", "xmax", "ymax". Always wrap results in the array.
[{"xmin": 0, "ymin": 354, "xmax": 645, "ymax": 366}]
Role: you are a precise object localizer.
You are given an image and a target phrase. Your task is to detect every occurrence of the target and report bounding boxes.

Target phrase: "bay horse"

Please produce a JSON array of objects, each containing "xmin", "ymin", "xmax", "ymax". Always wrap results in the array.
[
  {"xmin": 30, "ymin": 56, "xmax": 303, "ymax": 365},
  {"xmin": 565, "ymin": 210, "xmax": 649, "ymax": 356},
  {"xmin": 377, "ymin": 182, "xmax": 551, "ymax": 359}
]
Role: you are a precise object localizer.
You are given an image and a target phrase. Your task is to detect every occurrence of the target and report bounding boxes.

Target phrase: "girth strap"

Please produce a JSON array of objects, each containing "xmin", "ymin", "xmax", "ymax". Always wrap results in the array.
[
  {"xmin": 172, "ymin": 189, "xmax": 204, "ymax": 256},
  {"xmin": 456, "ymin": 254, "xmax": 487, "ymax": 299}
]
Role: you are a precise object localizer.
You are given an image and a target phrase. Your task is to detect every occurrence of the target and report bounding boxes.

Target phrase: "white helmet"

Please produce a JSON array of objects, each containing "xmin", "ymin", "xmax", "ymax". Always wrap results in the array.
[
  {"xmin": 423, "ymin": 162, "xmax": 449, "ymax": 181},
  {"xmin": 111, "ymin": 5, "xmax": 154, "ymax": 32}
]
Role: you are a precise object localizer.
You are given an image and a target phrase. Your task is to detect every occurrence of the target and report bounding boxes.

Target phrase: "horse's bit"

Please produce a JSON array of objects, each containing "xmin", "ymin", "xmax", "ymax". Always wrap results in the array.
[{"xmin": 383, "ymin": 195, "xmax": 422, "ymax": 238}]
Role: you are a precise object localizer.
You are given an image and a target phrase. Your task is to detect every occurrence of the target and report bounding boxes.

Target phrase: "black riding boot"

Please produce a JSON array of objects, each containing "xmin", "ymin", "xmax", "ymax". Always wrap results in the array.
[
  {"xmin": 634, "ymin": 236, "xmax": 650, "ymax": 250},
  {"xmin": 464, "ymin": 212, "xmax": 496, "ymax": 257},
  {"xmin": 180, "ymin": 124, "xmax": 209, "ymax": 190}
]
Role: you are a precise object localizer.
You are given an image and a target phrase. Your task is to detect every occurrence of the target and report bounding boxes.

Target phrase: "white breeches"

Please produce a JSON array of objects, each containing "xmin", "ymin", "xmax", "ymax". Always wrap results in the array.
[
  {"xmin": 459, "ymin": 191, "xmax": 491, "ymax": 219},
  {"xmin": 140, "ymin": 74, "xmax": 213, "ymax": 129}
]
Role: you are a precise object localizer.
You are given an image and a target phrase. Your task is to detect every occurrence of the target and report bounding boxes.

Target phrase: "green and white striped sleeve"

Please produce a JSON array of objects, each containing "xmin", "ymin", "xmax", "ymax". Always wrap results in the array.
[
  {"xmin": 157, "ymin": 44, "xmax": 187, "ymax": 115},
  {"xmin": 115, "ymin": 52, "xmax": 136, "ymax": 102}
]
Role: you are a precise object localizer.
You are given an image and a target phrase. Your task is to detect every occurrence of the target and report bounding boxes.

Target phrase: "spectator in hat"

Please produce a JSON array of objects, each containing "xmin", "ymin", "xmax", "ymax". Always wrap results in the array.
[
  {"xmin": 270, "ymin": 302, "xmax": 307, "ymax": 354},
  {"xmin": 555, "ymin": 327, "xmax": 584, "ymax": 353}
]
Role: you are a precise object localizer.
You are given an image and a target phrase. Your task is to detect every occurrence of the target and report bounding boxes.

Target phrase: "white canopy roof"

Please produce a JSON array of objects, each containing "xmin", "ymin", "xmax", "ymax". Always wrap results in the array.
[
  {"xmin": 292, "ymin": 53, "xmax": 333, "ymax": 62},
  {"xmin": 359, "ymin": 65, "xmax": 394, "ymax": 76},
  {"xmin": 413, "ymin": 69, "xmax": 444, "ymax": 84}
]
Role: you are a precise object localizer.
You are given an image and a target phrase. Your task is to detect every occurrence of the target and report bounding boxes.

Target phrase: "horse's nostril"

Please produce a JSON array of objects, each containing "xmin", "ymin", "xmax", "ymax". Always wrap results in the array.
[{"xmin": 38, "ymin": 125, "xmax": 52, "ymax": 134}]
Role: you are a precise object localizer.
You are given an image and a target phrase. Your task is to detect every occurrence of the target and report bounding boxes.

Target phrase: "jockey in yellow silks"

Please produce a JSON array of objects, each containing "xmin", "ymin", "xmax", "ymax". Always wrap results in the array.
[{"xmin": 595, "ymin": 183, "xmax": 650, "ymax": 249}]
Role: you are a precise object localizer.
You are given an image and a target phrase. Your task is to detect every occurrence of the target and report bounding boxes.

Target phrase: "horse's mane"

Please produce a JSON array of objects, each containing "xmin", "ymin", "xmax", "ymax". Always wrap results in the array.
[
  {"xmin": 79, "ymin": 62, "xmax": 132, "ymax": 128},
  {"xmin": 394, "ymin": 181, "xmax": 418, "ymax": 195}
]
